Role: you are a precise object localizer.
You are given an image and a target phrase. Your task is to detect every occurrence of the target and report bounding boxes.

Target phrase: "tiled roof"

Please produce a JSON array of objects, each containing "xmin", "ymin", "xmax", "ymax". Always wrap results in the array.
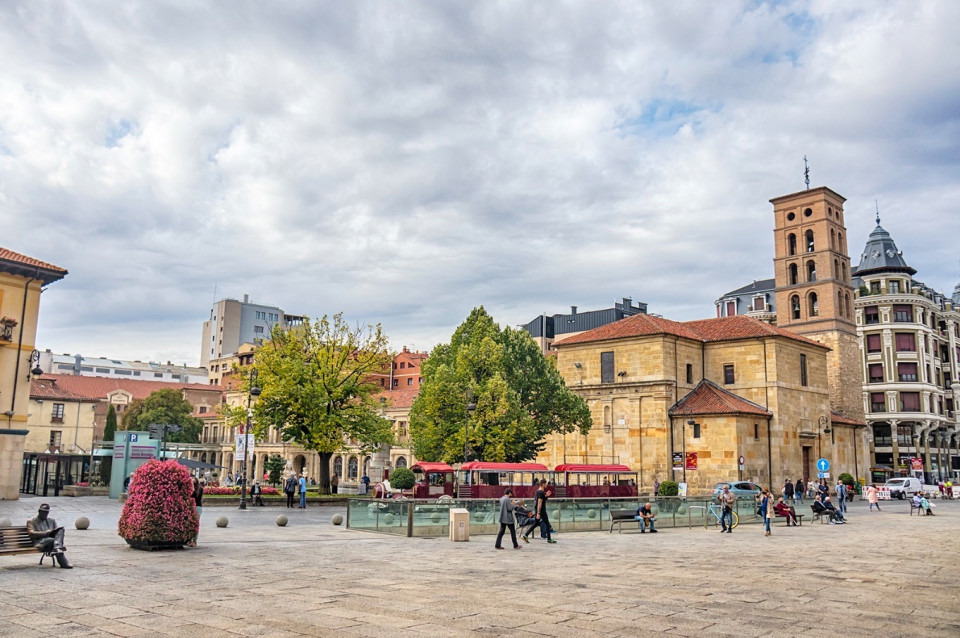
[
  {"xmin": 34, "ymin": 375, "xmax": 222, "ymax": 401},
  {"xmin": 683, "ymin": 316, "xmax": 827, "ymax": 348},
  {"xmin": 555, "ymin": 313, "xmax": 703, "ymax": 346},
  {"xmin": 556, "ymin": 313, "xmax": 827, "ymax": 350},
  {"xmin": 30, "ymin": 378, "xmax": 98, "ymax": 402},
  {"xmin": 830, "ymin": 411, "xmax": 866, "ymax": 427},
  {"xmin": 0, "ymin": 247, "xmax": 68, "ymax": 284},
  {"xmin": 668, "ymin": 380, "xmax": 773, "ymax": 418},
  {"xmin": 375, "ymin": 388, "xmax": 420, "ymax": 411}
]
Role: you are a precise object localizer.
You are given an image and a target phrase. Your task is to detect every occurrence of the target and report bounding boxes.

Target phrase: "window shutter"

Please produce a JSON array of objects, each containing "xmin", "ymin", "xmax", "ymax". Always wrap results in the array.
[{"xmin": 600, "ymin": 352, "xmax": 615, "ymax": 384}]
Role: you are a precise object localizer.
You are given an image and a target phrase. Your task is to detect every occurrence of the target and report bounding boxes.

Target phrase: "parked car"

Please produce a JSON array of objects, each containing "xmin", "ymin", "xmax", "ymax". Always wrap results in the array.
[
  {"xmin": 883, "ymin": 477, "xmax": 923, "ymax": 499},
  {"xmin": 712, "ymin": 481, "xmax": 763, "ymax": 499}
]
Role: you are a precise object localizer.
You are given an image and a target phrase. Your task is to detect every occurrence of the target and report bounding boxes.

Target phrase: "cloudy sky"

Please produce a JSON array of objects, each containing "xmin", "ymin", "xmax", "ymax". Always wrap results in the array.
[{"xmin": 3, "ymin": 1, "xmax": 959, "ymax": 366}]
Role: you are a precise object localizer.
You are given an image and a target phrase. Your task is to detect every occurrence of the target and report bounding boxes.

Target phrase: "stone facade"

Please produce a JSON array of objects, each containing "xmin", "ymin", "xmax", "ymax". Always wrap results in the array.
[{"xmin": 539, "ymin": 314, "xmax": 861, "ymax": 495}]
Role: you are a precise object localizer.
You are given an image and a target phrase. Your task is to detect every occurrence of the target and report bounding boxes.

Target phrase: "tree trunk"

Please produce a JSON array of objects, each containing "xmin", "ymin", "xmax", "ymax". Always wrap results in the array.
[{"xmin": 317, "ymin": 452, "xmax": 332, "ymax": 494}]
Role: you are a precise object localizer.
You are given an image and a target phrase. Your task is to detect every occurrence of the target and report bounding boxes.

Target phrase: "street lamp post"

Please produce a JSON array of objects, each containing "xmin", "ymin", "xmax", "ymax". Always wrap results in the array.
[
  {"xmin": 817, "ymin": 416, "xmax": 831, "ymax": 466},
  {"xmin": 464, "ymin": 389, "xmax": 477, "ymax": 463},
  {"xmin": 239, "ymin": 368, "xmax": 261, "ymax": 511}
]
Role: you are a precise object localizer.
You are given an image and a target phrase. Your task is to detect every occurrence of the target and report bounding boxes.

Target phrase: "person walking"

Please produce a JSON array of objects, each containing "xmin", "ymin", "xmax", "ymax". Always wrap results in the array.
[
  {"xmin": 494, "ymin": 488, "xmax": 522, "ymax": 550},
  {"xmin": 784, "ymin": 479, "xmax": 794, "ymax": 505},
  {"xmin": 758, "ymin": 487, "xmax": 773, "ymax": 536},
  {"xmin": 794, "ymin": 478, "xmax": 804, "ymax": 505},
  {"xmin": 718, "ymin": 484, "xmax": 736, "ymax": 533},
  {"xmin": 807, "ymin": 479, "xmax": 816, "ymax": 500},
  {"xmin": 523, "ymin": 479, "xmax": 555, "ymax": 543},
  {"xmin": 331, "ymin": 472, "xmax": 339, "ymax": 495},
  {"xmin": 284, "ymin": 474, "xmax": 297, "ymax": 508},
  {"xmin": 866, "ymin": 483, "xmax": 881, "ymax": 511},
  {"xmin": 188, "ymin": 476, "xmax": 204, "ymax": 547},
  {"xmin": 835, "ymin": 480, "xmax": 847, "ymax": 514},
  {"xmin": 298, "ymin": 473, "xmax": 308, "ymax": 508}
]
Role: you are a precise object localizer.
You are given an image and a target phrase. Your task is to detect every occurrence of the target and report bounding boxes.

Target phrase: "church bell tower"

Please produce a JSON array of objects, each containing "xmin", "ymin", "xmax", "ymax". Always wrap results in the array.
[{"xmin": 771, "ymin": 186, "xmax": 864, "ymax": 421}]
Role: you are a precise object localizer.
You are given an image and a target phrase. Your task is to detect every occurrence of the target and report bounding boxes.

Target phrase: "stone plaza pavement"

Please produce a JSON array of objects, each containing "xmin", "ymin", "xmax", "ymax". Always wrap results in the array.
[{"xmin": 0, "ymin": 496, "xmax": 958, "ymax": 638}]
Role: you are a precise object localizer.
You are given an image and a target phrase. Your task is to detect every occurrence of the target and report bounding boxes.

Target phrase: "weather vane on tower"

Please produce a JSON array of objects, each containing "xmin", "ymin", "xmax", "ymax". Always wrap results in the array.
[{"xmin": 803, "ymin": 156, "xmax": 810, "ymax": 190}]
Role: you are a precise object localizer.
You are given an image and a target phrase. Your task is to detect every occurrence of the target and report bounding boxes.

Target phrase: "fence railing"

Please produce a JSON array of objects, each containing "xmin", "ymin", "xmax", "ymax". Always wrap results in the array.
[{"xmin": 346, "ymin": 496, "xmax": 763, "ymax": 537}]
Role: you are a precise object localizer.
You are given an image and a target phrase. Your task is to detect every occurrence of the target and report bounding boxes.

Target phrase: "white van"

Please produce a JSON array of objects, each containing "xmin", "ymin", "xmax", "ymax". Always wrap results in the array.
[{"xmin": 883, "ymin": 477, "xmax": 923, "ymax": 499}]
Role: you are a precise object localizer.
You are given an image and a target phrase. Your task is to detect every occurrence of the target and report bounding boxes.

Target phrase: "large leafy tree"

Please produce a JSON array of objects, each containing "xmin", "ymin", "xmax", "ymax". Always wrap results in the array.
[
  {"xmin": 246, "ymin": 313, "xmax": 395, "ymax": 493},
  {"xmin": 122, "ymin": 389, "xmax": 203, "ymax": 443},
  {"xmin": 409, "ymin": 307, "xmax": 591, "ymax": 463}
]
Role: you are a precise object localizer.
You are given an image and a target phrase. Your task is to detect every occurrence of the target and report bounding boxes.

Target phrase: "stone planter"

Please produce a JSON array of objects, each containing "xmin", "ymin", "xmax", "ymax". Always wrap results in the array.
[
  {"xmin": 91, "ymin": 486, "xmax": 109, "ymax": 496},
  {"xmin": 62, "ymin": 485, "xmax": 93, "ymax": 497},
  {"xmin": 124, "ymin": 539, "xmax": 186, "ymax": 551}
]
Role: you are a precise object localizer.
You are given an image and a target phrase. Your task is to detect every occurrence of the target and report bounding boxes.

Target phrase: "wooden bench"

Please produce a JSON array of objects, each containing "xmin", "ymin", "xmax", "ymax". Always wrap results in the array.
[
  {"xmin": 609, "ymin": 510, "xmax": 655, "ymax": 533},
  {"xmin": 774, "ymin": 512, "xmax": 804, "ymax": 526},
  {"xmin": 810, "ymin": 506, "xmax": 832, "ymax": 524},
  {"xmin": 0, "ymin": 526, "xmax": 57, "ymax": 566}
]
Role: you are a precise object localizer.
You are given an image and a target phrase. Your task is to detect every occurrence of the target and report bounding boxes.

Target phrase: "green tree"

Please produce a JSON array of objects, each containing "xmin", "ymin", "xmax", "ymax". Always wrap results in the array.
[
  {"xmin": 390, "ymin": 467, "xmax": 415, "ymax": 490},
  {"xmin": 409, "ymin": 307, "xmax": 591, "ymax": 463},
  {"xmin": 99, "ymin": 404, "xmax": 118, "ymax": 484},
  {"xmin": 126, "ymin": 389, "xmax": 203, "ymax": 443},
  {"xmin": 120, "ymin": 399, "xmax": 144, "ymax": 430},
  {"xmin": 248, "ymin": 313, "xmax": 395, "ymax": 493},
  {"xmin": 265, "ymin": 454, "xmax": 286, "ymax": 487}
]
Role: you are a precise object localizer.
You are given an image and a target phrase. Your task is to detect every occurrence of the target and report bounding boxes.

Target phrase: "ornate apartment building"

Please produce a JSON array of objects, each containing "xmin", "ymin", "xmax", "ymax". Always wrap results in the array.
[{"xmin": 717, "ymin": 191, "xmax": 960, "ymax": 482}]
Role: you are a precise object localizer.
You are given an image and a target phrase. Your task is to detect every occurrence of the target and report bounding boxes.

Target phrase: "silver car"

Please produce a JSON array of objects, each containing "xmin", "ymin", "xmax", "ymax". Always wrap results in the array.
[{"xmin": 712, "ymin": 481, "xmax": 762, "ymax": 499}]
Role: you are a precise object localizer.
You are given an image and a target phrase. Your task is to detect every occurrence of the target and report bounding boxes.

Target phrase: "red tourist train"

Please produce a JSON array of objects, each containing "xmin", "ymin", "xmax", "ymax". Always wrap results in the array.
[{"xmin": 396, "ymin": 461, "xmax": 639, "ymax": 499}]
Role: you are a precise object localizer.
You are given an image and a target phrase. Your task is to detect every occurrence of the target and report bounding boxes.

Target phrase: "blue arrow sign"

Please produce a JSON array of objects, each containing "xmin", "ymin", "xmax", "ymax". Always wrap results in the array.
[{"xmin": 816, "ymin": 458, "xmax": 829, "ymax": 472}]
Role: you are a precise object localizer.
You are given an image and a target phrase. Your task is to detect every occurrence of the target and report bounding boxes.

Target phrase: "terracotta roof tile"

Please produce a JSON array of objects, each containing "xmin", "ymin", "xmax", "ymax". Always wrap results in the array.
[
  {"xmin": 374, "ymin": 388, "xmax": 420, "ymax": 411},
  {"xmin": 668, "ymin": 380, "xmax": 773, "ymax": 417},
  {"xmin": 556, "ymin": 313, "xmax": 828, "ymax": 350},
  {"xmin": 830, "ymin": 411, "xmax": 866, "ymax": 427},
  {"xmin": 555, "ymin": 313, "xmax": 703, "ymax": 346},
  {"xmin": 0, "ymin": 247, "xmax": 67, "ymax": 275},
  {"xmin": 34, "ymin": 375, "xmax": 222, "ymax": 401},
  {"xmin": 30, "ymin": 378, "xmax": 98, "ymax": 402}
]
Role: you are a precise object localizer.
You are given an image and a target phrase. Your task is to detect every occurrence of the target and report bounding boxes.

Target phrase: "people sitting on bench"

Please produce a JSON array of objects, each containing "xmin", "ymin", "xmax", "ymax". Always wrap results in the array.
[
  {"xmin": 635, "ymin": 502, "xmax": 657, "ymax": 533},
  {"xmin": 812, "ymin": 496, "xmax": 844, "ymax": 524},
  {"xmin": 917, "ymin": 492, "xmax": 936, "ymax": 515},
  {"xmin": 774, "ymin": 497, "xmax": 799, "ymax": 526},
  {"xmin": 26, "ymin": 504, "xmax": 72, "ymax": 568}
]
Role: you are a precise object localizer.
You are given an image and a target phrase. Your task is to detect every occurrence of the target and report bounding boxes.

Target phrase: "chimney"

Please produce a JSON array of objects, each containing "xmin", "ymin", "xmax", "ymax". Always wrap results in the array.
[
  {"xmin": 74, "ymin": 353, "xmax": 82, "ymax": 376},
  {"xmin": 243, "ymin": 293, "xmax": 249, "ymax": 303},
  {"xmin": 570, "ymin": 306, "xmax": 577, "ymax": 315}
]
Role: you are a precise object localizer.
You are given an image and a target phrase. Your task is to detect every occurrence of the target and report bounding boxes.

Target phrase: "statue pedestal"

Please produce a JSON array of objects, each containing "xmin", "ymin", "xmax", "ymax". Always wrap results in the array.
[{"xmin": 368, "ymin": 445, "xmax": 392, "ymax": 484}]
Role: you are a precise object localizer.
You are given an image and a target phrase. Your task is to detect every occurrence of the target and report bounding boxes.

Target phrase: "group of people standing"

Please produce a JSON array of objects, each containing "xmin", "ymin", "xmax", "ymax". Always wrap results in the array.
[{"xmin": 283, "ymin": 473, "xmax": 308, "ymax": 508}]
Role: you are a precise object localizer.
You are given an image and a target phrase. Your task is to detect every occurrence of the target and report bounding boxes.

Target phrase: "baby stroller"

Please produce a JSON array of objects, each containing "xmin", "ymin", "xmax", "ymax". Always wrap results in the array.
[{"xmin": 515, "ymin": 503, "xmax": 543, "ymax": 538}]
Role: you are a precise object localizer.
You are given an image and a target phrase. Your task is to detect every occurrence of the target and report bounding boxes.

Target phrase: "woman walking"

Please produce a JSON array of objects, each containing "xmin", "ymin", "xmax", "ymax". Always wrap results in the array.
[
  {"xmin": 866, "ymin": 483, "xmax": 881, "ymax": 511},
  {"xmin": 758, "ymin": 487, "xmax": 773, "ymax": 536}
]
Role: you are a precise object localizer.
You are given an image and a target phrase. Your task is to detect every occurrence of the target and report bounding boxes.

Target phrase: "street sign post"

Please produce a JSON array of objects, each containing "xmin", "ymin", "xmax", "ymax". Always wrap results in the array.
[{"xmin": 816, "ymin": 458, "xmax": 830, "ymax": 473}]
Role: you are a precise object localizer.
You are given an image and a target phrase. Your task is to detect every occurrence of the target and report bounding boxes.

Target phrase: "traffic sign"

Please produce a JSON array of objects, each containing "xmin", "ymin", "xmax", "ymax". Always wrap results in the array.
[
  {"xmin": 816, "ymin": 458, "xmax": 830, "ymax": 472},
  {"xmin": 738, "ymin": 455, "xmax": 745, "ymax": 466}
]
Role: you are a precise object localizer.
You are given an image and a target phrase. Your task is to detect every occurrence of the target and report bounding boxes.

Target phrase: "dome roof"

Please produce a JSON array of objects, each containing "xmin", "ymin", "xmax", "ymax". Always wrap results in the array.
[{"xmin": 855, "ymin": 213, "xmax": 916, "ymax": 276}]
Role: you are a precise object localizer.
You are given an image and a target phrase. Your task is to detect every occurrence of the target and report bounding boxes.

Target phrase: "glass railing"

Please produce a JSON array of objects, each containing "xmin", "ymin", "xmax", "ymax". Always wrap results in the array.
[{"xmin": 346, "ymin": 496, "xmax": 765, "ymax": 537}]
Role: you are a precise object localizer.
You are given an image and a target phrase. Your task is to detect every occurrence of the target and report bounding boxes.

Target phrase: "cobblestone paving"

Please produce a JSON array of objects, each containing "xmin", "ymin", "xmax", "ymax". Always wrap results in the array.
[{"xmin": 1, "ymin": 496, "xmax": 958, "ymax": 637}]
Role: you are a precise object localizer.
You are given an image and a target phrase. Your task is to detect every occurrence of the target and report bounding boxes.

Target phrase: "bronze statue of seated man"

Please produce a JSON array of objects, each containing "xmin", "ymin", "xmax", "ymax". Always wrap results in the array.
[{"xmin": 26, "ymin": 504, "xmax": 72, "ymax": 569}]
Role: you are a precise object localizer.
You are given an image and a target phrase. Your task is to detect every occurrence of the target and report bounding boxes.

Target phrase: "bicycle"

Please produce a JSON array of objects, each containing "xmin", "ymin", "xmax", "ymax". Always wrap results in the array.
[{"xmin": 705, "ymin": 502, "xmax": 739, "ymax": 529}]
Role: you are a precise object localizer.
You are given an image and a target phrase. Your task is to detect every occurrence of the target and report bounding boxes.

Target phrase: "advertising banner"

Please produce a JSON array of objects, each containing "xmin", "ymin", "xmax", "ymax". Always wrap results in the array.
[
  {"xmin": 685, "ymin": 452, "xmax": 698, "ymax": 471},
  {"xmin": 672, "ymin": 452, "xmax": 683, "ymax": 471},
  {"xmin": 910, "ymin": 457, "xmax": 923, "ymax": 471}
]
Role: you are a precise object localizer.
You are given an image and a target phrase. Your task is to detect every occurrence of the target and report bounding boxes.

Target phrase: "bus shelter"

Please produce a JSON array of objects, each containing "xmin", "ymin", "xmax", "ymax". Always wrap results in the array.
[{"xmin": 20, "ymin": 453, "xmax": 91, "ymax": 497}]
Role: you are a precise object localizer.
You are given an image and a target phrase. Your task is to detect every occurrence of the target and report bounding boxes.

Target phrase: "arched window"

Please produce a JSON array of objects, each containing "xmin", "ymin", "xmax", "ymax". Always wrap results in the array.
[
  {"xmin": 807, "ymin": 260, "xmax": 816, "ymax": 282},
  {"xmin": 363, "ymin": 457, "xmax": 371, "ymax": 476},
  {"xmin": 395, "ymin": 456, "xmax": 407, "ymax": 469},
  {"xmin": 837, "ymin": 232, "xmax": 843, "ymax": 250},
  {"xmin": 809, "ymin": 292, "xmax": 819, "ymax": 317},
  {"xmin": 845, "ymin": 293, "xmax": 852, "ymax": 319},
  {"xmin": 603, "ymin": 405, "xmax": 611, "ymax": 427},
  {"xmin": 791, "ymin": 295, "xmax": 801, "ymax": 320},
  {"xmin": 838, "ymin": 291, "xmax": 845, "ymax": 318},
  {"xmin": 789, "ymin": 263, "xmax": 799, "ymax": 285},
  {"xmin": 333, "ymin": 456, "xmax": 343, "ymax": 477},
  {"xmin": 805, "ymin": 230, "xmax": 815, "ymax": 252},
  {"xmin": 833, "ymin": 259, "xmax": 840, "ymax": 280},
  {"xmin": 348, "ymin": 457, "xmax": 359, "ymax": 479},
  {"xmin": 830, "ymin": 228, "xmax": 836, "ymax": 249},
  {"xmin": 201, "ymin": 452, "xmax": 207, "ymax": 463},
  {"xmin": 788, "ymin": 234, "xmax": 797, "ymax": 256}
]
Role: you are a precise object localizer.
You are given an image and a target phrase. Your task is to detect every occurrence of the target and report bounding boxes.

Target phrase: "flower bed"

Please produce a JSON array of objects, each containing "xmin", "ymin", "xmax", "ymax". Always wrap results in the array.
[
  {"xmin": 203, "ymin": 485, "xmax": 279, "ymax": 496},
  {"xmin": 118, "ymin": 460, "xmax": 198, "ymax": 549}
]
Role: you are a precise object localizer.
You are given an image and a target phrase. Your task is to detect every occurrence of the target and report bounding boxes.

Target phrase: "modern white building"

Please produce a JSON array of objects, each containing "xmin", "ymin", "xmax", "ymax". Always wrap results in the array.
[
  {"xmin": 200, "ymin": 294, "xmax": 305, "ymax": 368},
  {"xmin": 38, "ymin": 350, "xmax": 209, "ymax": 385}
]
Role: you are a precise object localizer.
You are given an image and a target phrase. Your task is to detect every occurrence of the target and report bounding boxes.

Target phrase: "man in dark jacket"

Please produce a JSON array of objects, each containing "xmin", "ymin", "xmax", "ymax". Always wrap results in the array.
[{"xmin": 27, "ymin": 504, "xmax": 72, "ymax": 568}]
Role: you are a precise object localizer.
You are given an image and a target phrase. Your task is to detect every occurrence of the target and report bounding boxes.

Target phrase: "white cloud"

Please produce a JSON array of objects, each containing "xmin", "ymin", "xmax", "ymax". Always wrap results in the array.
[{"xmin": 1, "ymin": 0, "xmax": 958, "ymax": 364}]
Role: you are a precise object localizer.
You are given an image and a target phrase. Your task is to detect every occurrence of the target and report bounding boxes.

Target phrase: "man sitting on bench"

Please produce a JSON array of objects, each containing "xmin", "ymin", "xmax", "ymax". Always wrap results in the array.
[
  {"xmin": 26, "ymin": 504, "xmax": 72, "ymax": 568},
  {"xmin": 635, "ymin": 502, "xmax": 657, "ymax": 533},
  {"xmin": 812, "ymin": 496, "xmax": 844, "ymax": 524}
]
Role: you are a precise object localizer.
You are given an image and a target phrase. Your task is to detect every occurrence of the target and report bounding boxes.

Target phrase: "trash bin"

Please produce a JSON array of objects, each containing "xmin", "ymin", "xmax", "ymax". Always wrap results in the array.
[{"xmin": 449, "ymin": 508, "xmax": 470, "ymax": 542}]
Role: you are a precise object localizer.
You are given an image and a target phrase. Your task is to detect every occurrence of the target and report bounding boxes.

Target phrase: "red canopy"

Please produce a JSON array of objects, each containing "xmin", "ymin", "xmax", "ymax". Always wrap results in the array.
[
  {"xmin": 460, "ymin": 462, "xmax": 549, "ymax": 472},
  {"xmin": 411, "ymin": 461, "xmax": 455, "ymax": 473},
  {"xmin": 554, "ymin": 464, "xmax": 633, "ymax": 473}
]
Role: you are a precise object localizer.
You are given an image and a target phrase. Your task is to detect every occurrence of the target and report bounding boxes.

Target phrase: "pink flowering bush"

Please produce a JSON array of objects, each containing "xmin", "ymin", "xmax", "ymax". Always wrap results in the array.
[
  {"xmin": 118, "ymin": 460, "xmax": 199, "ymax": 546},
  {"xmin": 76, "ymin": 481, "xmax": 90, "ymax": 487},
  {"xmin": 203, "ymin": 485, "xmax": 280, "ymax": 496}
]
